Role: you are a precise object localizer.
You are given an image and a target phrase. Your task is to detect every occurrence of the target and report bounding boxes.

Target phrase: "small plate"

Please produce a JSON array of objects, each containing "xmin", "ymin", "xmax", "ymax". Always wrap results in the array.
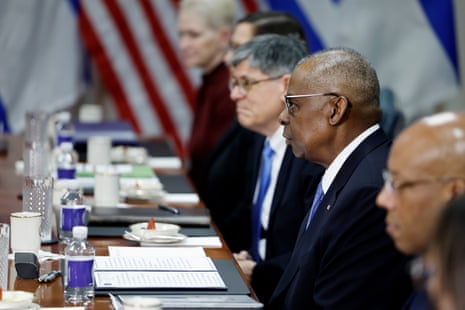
[
  {"xmin": 129, "ymin": 222, "xmax": 180, "ymax": 237},
  {"xmin": 123, "ymin": 231, "xmax": 187, "ymax": 244}
]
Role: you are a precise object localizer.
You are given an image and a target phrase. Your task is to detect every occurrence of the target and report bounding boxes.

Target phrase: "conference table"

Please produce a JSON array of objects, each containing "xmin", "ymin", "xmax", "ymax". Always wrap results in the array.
[{"xmin": 0, "ymin": 132, "xmax": 257, "ymax": 309}]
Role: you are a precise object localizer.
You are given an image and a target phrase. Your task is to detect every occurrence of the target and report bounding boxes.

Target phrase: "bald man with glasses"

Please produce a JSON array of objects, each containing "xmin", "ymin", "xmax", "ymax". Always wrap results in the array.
[
  {"xmin": 266, "ymin": 48, "xmax": 412, "ymax": 309},
  {"xmin": 377, "ymin": 112, "xmax": 465, "ymax": 309}
]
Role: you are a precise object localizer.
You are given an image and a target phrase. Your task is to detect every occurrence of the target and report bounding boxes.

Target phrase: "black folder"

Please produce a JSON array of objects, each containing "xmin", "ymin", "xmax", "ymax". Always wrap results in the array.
[{"xmin": 88, "ymin": 205, "xmax": 211, "ymax": 226}]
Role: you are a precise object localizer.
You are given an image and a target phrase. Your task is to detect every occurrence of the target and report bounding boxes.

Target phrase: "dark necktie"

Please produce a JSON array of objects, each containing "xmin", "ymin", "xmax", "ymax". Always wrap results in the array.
[
  {"xmin": 306, "ymin": 181, "xmax": 324, "ymax": 230},
  {"xmin": 251, "ymin": 141, "xmax": 274, "ymax": 262}
]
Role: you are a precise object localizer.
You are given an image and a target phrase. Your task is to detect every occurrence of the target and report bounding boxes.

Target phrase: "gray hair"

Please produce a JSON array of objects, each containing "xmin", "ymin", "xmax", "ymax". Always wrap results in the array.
[
  {"xmin": 179, "ymin": 0, "xmax": 236, "ymax": 29},
  {"xmin": 300, "ymin": 47, "xmax": 380, "ymax": 107},
  {"xmin": 229, "ymin": 34, "xmax": 308, "ymax": 77}
]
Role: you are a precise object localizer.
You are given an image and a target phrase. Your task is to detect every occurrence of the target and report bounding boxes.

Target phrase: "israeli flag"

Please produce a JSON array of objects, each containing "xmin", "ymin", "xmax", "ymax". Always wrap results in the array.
[
  {"xmin": 268, "ymin": 0, "xmax": 460, "ymax": 123},
  {"xmin": 0, "ymin": 0, "xmax": 83, "ymax": 133}
]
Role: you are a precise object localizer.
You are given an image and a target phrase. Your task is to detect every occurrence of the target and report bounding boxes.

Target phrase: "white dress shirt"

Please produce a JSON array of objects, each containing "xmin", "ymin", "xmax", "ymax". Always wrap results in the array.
[{"xmin": 320, "ymin": 124, "xmax": 380, "ymax": 193}]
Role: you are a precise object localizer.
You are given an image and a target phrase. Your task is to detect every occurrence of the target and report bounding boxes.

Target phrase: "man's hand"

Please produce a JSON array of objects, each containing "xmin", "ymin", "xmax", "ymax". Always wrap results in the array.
[{"xmin": 233, "ymin": 250, "xmax": 257, "ymax": 281}]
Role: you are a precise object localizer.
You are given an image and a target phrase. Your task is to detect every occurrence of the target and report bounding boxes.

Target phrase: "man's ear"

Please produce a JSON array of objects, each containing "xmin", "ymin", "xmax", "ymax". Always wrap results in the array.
[
  {"xmin": 279, "ymin": 74, "xmax": 291, "ymax": 95},
  {"xmin": 328, "ymin": 96, "xmax": 350, "ymax": 125}
]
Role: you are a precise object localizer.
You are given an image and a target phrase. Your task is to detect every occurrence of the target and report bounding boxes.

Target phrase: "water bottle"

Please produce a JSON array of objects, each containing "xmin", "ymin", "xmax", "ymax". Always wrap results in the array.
[
  {"xmin": 53, "ymin": 111, "xmax": 75, "ymax": 147},
  {"xmin": 54, "ymin": 142, "xmax": 78, "ymax": 180},
  {"xmin": 59, "ymin": 180, "xmax": 86, "ymax": 243},
  {"xmin": 64, "ymin": 226, "xmax": 95, "ymax": 305}
]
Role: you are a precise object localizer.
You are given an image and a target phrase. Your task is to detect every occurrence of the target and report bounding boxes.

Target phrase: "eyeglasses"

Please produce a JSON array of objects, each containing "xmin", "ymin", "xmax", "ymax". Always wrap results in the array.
[
  {"xmin": 228, "ymin": 76, "xmax": 283, "ymax": 95},
  {"xmin": 283, "ymin": 93, "xmax": 349, "ymax": 116},
  {"xmin": 382, "ymin": 170, "xmax": 462, "ymax": 194}
]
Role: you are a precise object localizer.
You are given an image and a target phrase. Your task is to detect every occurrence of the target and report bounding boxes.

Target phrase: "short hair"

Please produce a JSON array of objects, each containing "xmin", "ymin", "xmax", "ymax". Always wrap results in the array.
[
  {"xmin": 179, "ymin": 0, "xmax": 236, "ymax": 29},
  {"xmin": 301, "ymin": 47, "xmax": 380, "ymax": 107},
  {"xmin": 229, "ymin": 34, "xmax": 308, "ymax": 77},
  {"xmin": 235, "ymin": 11, "xmax": 307, "ymax": 45}
]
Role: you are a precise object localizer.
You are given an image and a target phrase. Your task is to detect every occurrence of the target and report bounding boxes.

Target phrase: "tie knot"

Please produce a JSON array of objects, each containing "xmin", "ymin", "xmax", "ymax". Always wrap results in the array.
[{"xmin": 263, "ymin": 141, "xmax": 275, "ymax": 159}]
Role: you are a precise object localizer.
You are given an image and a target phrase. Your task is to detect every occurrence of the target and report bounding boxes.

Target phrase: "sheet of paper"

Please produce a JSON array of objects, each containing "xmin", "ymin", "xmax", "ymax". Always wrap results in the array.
[
  {"xmin": 108, "ymin": 246, "xmax": 206, "ymax": 257},
  {"xmin": 140, "ymin": 237, "xmax": 222, "ymax": 248},
  {"xmin": 95, "ymin": 271, "xmax": 226, "ymax": 289},
  {"xmin": 95, "ymin": 256, "xmax": 217, "ymax": 271}
]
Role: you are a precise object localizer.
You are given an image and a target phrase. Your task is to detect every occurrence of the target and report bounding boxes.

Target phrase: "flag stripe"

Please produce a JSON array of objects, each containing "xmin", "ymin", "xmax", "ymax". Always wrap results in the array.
[
  {"xmin": 102, "ymin": 0, "xmax": 185, "ymax": 156},
  {"xmin": 0, "ymin": 95, "xmax": 10, "ymax": 133},
  {"xmin": 269, "ymin": 0, "xmax": 325, "ymax": 52},
  {"xmin": 418, "ymin": 0, "xmax": 458, "ymax": 78},
  {"xmin": 78, "ymin": 3, "xmax": 141, "ymax": 133},
  {"xmin": 141, "ymin": 0, "xmax": 196, "ymax": 109},
  {"xmin": 242, "ymin": 0, "xmax": 260, "ymax": 12}
]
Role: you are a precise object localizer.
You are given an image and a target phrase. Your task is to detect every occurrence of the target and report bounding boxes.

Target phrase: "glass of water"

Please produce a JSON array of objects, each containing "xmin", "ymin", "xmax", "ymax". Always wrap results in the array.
[{"xmin": 22, "ymin": 176, "xmax": 54, "ymax": 242}]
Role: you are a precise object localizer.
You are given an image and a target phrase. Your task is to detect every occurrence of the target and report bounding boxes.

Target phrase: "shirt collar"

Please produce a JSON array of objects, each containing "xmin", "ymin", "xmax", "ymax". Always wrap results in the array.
[
  {"xmin": 267, "ymin": 126, "xmax": 286, "ymax": 154},
  {"xmin": 321, "ymin": 124, "xmax": 381, "ymax": 192}
]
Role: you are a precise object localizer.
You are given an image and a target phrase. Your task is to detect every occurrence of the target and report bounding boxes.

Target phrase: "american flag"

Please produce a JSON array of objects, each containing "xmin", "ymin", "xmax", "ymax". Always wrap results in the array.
[{"xmin": 77, "ymin": 0, "xmax": 265, "ymax": 158}]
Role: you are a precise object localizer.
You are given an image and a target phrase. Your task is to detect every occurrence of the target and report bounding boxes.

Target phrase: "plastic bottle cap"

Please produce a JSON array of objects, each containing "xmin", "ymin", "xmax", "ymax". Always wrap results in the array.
[
  {"xmin": 72, "ymin": 226, "xmax": 88, "ymax": 240},
  {"xmin": 58, "ymin": 111, "xmax": 71, "ymax": 123},
  {"xmin": 60, "ymin": 142, "xmax": 73, "ymax": 151}
]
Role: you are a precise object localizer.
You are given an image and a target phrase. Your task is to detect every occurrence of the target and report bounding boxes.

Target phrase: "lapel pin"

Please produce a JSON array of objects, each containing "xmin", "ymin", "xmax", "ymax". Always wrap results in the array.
[{"xmin": 326, "ymin": 205, "xmax": 331, "ymax": 211}]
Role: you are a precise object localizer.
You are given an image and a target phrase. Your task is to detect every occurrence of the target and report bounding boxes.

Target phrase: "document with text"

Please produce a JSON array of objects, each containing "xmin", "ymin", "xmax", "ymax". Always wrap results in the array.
[
  {"xmin": 94, "ymin": 255, "xmax": 226, "ymax": 290},
  {"xmin": 95, "ymin": 271, "xmax": 226, "ymax": 289},
  {"xmin": 95, "ymin": 256, "xmax": 217, "ymax": 271}
]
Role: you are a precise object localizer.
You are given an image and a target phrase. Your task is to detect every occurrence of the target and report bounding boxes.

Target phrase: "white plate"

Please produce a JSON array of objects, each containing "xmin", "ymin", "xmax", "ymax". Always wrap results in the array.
[
  {"xmin": 123, "ymin": 231, "xmax": 187, "ymax": 244},
  {"xmin": 129, "ymin": 222, "xmax": 180, "ymax": 237}
]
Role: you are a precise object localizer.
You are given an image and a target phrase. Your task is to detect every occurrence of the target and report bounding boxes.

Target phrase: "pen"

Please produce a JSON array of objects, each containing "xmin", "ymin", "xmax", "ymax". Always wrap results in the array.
[
  {"xmin": 38, "ymin": 270, "xmax": 61, "ymax": 283},
  {"xmin": 158, "ymin": 204, "xmax": 181, "ymax": 215}
]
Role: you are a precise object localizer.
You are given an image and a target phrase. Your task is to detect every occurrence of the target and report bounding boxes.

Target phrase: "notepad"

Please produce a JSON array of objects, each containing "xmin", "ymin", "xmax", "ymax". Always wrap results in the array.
[
  {"xmin": 95, "ymin": 271, "xmax": 226, "ymax": 289},
  {"xmin": 95, "ymin": 256, "xmax": 217, "ymax": 271},
  {"xmin": 93, "ymin": 255, "xmax": 227, "ymax": 290}
]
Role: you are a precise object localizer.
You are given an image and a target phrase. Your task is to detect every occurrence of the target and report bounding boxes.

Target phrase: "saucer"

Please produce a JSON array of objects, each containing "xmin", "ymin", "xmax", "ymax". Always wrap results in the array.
[
  {"xmin": 129, "ymin": 222, "xmax": 180, "ymax": 237},
  {"xmin": 123, "ymin": 231, "xmax": 187, "ymax": 244}
]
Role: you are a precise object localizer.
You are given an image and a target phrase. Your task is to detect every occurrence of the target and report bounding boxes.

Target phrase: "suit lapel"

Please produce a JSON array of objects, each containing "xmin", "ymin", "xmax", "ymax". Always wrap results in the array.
[{"xmin": 308, "ymin": 129, "xmax": 389, "ymax": 227}]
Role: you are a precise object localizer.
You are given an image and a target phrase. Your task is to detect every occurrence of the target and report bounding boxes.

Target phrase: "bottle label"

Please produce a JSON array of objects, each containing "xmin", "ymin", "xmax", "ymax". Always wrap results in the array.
[
  {"xmin": 66, "ymin": 258, "xmax": 94, "ymax": 288},
  {"xmin": 57, "ymin": 168, "xmax": 76, "ymax": 179},
  {"xmin": 61, "ymin": 206, "xmax": 86, "ymax": 231},
  {"xmin": 57, "ymin": 134, "xmax": 73, "ymax": 145}
]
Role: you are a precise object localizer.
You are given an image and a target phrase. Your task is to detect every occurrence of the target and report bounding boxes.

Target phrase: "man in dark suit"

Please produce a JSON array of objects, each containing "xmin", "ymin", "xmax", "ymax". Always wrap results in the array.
[
  {"xmin": 267, "ymin": 48, "xmax": 412, "ymax": 309},
  {"xmin": 205, "ymin": 34, "xmax": 323, "ymax": 303}
]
